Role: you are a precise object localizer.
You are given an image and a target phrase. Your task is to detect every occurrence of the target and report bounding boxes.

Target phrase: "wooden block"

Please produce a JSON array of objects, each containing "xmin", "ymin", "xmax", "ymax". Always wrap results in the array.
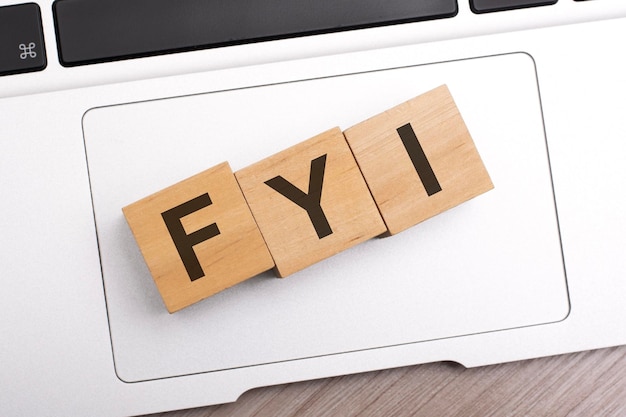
[
  {"xmin": 235, "ymin": 127, "xmax": 386, "ymax": 277},
  {"xmin": 122, "ymin": 162, "xmax": 274, "ymax": 313},
  {"xmin": 343, "ymin": 85, "xmax": 494, "ymax": 235}
]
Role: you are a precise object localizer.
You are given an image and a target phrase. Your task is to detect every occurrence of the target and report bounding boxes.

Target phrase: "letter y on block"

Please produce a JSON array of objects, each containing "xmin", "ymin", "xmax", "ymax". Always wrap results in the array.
[
  {"xmin": 264, "ymin": 154, "xmax": 332, "ymax": 239},
  {"xmin": 236, "ymin": 128, "xmax": 386, "ymax": 277}
]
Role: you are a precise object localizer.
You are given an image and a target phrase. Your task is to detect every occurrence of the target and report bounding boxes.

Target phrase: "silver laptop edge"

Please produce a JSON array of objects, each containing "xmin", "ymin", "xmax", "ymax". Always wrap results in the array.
[{"xmin": 2, "ymin": 1, "xmax": 626, "ymax": 416}]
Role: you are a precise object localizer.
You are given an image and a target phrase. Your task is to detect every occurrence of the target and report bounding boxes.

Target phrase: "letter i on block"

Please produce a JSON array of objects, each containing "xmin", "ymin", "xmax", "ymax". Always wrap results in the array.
[
  {"xmin": 343, "ymin": 85, "xmax": 494, "ymax": 235},
  {"xmin": 122, "ymin": 162, "xmax": 274, "ymax": 313},
  {"xmin": 235, "ymin": 127, "xmax": 387, "ymax": 277}
]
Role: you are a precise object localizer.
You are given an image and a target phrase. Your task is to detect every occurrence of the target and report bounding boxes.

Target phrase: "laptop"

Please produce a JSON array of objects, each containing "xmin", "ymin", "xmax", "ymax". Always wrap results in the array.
[{"xmin": 2, "ymin": 1, "xmax": 626, "ymax": 415}]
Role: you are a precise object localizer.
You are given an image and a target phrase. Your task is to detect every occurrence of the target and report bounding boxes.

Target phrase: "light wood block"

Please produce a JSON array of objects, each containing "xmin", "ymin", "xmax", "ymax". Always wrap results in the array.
[
  {"xmin": 343, "ymin": 85, "xmax": 494, "ymax": 235},
  {"xmin": 122, "ymin": 162, "xmax": 274, "ymax": 313},
  {"xmin": 235, "ymin": 127, "xmax": 386, "ymax": 277}
]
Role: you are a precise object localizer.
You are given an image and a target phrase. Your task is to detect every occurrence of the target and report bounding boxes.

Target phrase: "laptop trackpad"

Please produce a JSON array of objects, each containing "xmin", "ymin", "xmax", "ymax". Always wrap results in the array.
[{"xmin": 83, "ymin": 52, "xmax": 569, "ymax": 382}]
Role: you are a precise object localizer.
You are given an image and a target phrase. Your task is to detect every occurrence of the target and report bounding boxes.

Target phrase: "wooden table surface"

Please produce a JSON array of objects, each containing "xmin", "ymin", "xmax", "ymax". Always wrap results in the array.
[{"xmin": 145, "ymin": 345, "xmax": 626, "ymax": 417}]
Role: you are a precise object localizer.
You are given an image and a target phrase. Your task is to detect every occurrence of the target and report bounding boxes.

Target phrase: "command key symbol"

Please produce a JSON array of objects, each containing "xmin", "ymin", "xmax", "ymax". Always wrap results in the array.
[{"xmin": 19, "ymin": 42, "xmax": 37, "ymax": 59}]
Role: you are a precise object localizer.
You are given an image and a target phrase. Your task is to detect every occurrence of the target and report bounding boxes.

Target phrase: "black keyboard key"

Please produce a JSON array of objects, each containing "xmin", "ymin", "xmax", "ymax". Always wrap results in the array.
[
  {"xmin": 53, "ymin": 0, "xmax": 458, "ymax": 67},
  {"xmin": 0, "ymin": 3, "xmax": 47, "ymax": 76},
  {"xmin": 470, "ymin": 0, "xmax": 557, "ymax": 13}
]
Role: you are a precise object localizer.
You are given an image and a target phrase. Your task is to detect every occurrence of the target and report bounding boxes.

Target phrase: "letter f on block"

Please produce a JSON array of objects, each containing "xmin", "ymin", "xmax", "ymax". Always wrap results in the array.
[
  {"xmin": 161, "ymin": 193, "xmax": 221, "ymax": 281},
  {"xmin": 264, "ymin": 154, "xmax": 333, "ymax": 239}
]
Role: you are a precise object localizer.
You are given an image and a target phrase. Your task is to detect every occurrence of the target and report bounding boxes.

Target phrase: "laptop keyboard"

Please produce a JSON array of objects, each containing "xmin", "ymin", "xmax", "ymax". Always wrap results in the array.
[
  {"xmin": 0, "ymin": 3, "xmax": 46, "ymax": 76},
  {"xmin": 470, "ymin": 0, "xmax": 557, "ymax": 13},
  {"xmin": 0, "ymin": 0, "xmax": 621, "ymax": 80},
  {"xmin": 52, "ymin": 0, "xmax": 458, "ymax": 67}
]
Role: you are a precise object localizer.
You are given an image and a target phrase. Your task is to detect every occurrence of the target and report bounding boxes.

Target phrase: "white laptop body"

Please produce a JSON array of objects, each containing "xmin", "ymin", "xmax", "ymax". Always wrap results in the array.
[{"xmin": 1, "ymin": 1, "xmax": 626, "ymax": 416}]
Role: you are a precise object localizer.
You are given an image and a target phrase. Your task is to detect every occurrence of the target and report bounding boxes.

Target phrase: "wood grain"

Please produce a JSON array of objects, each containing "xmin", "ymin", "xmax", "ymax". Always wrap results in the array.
[
  {"xmin": 343, "ymin": 85, "xmax": 493, "ymax": 235},
  {"xmin": 144, "ymin": 346, "xmax": 626, "ymax": 417},
  {"xmin": 235, "ymin": 127, "xmax": 386, "ymax": 277},
  {"xmin": 123, "ymin": 162, "xmax": 274, "ymax": 313}
]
